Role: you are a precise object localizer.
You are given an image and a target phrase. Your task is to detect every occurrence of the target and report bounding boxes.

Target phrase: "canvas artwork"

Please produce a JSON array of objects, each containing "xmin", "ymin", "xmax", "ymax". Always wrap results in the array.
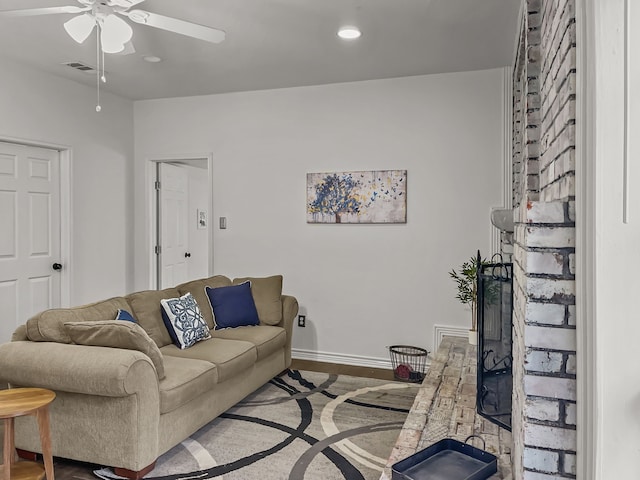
[{"xmin": 307, "ymin": 170, "xmax": 407, "ymax": 224}]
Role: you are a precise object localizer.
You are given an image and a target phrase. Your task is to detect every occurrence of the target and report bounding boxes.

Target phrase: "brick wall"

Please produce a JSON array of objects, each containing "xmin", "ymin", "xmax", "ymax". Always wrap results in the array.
[
  {"xmin": 512, "ymin": 26, "xmax": 526, "ymax": 208},
  {"xmin": 510, "ymin": 0, "xmax": 577, "ymax": 478}
]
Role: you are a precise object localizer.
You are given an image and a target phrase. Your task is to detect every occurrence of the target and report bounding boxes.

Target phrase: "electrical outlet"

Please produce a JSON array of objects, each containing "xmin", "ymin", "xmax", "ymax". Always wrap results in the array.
[{"xmin": 298, "ymin": 315, "xmax": 306, "ymax": 327}]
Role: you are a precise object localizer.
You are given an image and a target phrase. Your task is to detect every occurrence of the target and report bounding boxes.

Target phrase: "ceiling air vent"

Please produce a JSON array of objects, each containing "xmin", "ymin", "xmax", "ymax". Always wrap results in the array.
[{"xmin": 62, "ymin": 61, "xmax": 97, "ymax": 73}]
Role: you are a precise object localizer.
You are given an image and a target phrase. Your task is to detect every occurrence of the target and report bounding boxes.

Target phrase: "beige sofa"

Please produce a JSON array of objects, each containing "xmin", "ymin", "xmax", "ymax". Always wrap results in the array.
[{"xmin": 0, "ymin": 274, "xmax": 298, "ymax": 479}]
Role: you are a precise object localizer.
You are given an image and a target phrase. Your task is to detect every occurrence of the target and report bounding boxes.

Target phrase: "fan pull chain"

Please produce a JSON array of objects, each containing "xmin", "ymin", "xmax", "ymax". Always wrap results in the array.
[
  {"xmin": 96, "ymin": 23, "xmax": 101, "ymax": 112},
  {"xmin": 101, "ymin": 43, "xmax": 106, "ymax": 84}
]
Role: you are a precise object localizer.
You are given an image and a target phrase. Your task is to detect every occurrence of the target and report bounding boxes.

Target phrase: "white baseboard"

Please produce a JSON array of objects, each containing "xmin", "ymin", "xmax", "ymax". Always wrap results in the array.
[
  {"xmin": 291, "ymin": 347, "xmax": 435, "ymax": 372},
  {"xmin": 292, "ymin": 328, "xmax": 467, "ymax": 371},
  {"xmin": 433, "ymin": 324, "xmax": 469, "ymax": 348},
  {"xmin": 292, "ymin": 348, "xmax": 393, "ymax": 370}
]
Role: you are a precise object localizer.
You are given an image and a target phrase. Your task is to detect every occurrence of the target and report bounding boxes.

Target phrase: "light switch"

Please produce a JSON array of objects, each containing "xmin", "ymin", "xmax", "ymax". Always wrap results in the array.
[{"xmin": 219, "ymin": 217, "xmax": 227, "ymax": 229}]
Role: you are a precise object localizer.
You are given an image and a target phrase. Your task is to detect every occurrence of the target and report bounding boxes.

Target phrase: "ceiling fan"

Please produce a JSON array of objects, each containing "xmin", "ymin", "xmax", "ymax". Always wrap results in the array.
[{"xmin": 0, "ymin": 0, "xmax": 226, "ymax": 54}]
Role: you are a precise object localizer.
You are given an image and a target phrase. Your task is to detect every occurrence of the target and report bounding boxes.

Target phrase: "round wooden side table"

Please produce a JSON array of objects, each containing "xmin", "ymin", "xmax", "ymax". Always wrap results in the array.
[{"xmin": 0, "ymin": 388, "xmax": 56, "ymax": 480}]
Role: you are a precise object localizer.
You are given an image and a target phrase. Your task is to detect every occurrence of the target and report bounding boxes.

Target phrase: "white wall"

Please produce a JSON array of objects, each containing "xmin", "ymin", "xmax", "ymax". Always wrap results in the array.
[
  {"xmin": 134, "ymin": 69, "xmax": 505, "ymax": 363},
  {"xmin": 0, "ymin": 58, "xmax": 134, "ymax": 305}
]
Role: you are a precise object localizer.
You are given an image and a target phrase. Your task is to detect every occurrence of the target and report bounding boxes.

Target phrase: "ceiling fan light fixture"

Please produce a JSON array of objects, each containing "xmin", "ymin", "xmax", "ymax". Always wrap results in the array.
[
  {"xmin": 127, "ymin": 10, "xmax": 149, "ymax": 24},
  {"xmin": 119, "ymin": 41, "xmax": 136, "ymax": 55},
  {"xmin": 337, "ymin": 26, "xmax": 361, "ymax": 40},
  {"xmin": 100, "ymin": 13, "xmax": 133, "ymax": 53},
  {"xmin": 110, "ymin": 0, "xmax": 146, "ymax": 8},
  {"xmin": 64, "ymin": 13, "xmax": 96, "ymax": 44}
]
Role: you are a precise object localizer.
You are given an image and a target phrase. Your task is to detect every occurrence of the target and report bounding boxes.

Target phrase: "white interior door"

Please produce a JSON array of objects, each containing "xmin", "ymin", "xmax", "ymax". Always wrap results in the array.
[
  {"xmin": 0, "ymin": 142, "xmax": 61, "ymax": 342},
  {"xmin": 158, "ymin": 163, "xmax": 189, "ymax": 289}
]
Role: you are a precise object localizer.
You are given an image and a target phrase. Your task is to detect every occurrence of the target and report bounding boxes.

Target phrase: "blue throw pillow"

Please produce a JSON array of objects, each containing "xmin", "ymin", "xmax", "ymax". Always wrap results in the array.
[
  {"xmin": 206, "ymin": 282, "xmax": 260, "ymax": 330},
  {"xmin": 160, "ymin": 292, "xmax": 211, "ymax": 349},
  {"xmin": 115, "ymin": 309, "xmax": 137, "ymax": 323}
]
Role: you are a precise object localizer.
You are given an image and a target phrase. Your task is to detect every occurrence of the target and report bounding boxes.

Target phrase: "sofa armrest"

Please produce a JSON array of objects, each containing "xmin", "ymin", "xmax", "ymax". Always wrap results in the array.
[
  {"xmin": 280, "ymin": 295, "xmax": 299, "ymax": 367},
  {"xmin": 0, "ymin": 341, "xmax": 161, "ymax": 472},
  {"xmin": 0, "ymin": 341, "xmax": 159, "ymax": 397}
]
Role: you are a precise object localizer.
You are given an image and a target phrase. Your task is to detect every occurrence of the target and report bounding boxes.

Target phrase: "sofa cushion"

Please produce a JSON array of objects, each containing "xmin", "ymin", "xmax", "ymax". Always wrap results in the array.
[
  {"xmin": 210, "ymin": 325, "xmax": 286, "ymax": 361},
  {"xmin": 64, "ymin": 320, "xmax": 165, "ymax": 379},
  {"xmin": 25, "ymin": 297, "xmax": 132, "ymax": 344},
  {"xmin": 206, "ymin": 282, "xmax": 260, "ymax": 330},
  {"xmin": 126, "ymin": 288, "xmax": 181, "ymax": 348},
  {"xmin": 176, "ymin": 275, "xmax": 232, "ymax": 330},
  {"xmin": 233, "ymin": 275, "xmax": 283, "ymax": 325},
  {"xmin": 161, "ymin": 338, "xmax": 257, "ymax": 383},
  {"xmin": 160, "ymin": 293, "xmax": 211, "ymax": 349},
  {"xmin": 159, "ymin": 355, "xmax": 218, "ymax": 414}
]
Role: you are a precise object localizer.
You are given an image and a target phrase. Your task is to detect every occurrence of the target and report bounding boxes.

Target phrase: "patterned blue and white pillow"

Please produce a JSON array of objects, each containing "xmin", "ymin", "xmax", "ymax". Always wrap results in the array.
[{"xmin": 160, "ymin": 292, "xmax": 211, "ymax": 349}]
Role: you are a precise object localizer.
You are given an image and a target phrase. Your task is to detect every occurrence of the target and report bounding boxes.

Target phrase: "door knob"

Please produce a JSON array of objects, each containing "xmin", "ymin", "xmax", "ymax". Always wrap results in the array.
[
  {"xmin": 52, "ymin": 263, "xmax": 63, "ymax": 271},
  {"xmin": 184, "ymin": 252, "xmax": 191, "ymax": 258}
]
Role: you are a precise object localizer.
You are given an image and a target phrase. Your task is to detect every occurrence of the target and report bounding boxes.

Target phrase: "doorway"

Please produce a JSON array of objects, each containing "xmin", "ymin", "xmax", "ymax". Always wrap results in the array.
[
  {"xmin": 0, "ymin": 140, "xmax": 70, "ymax": 342},
  {"xmin": 150, "ymin": 156, "xmax": 212, "ymax": 289}
]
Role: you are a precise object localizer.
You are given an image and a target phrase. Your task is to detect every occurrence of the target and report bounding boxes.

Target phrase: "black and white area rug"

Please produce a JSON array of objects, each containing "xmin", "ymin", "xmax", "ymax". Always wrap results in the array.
[{"xmin": 91, "ymin": 370, "xmax": 419, "ymax": 480}]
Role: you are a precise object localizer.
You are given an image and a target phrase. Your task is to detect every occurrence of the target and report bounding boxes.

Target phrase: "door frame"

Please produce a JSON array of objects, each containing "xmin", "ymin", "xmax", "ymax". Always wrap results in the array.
[
  {"xmin": 0, "ymin": 135, "xmax": 72, "ymax": 307},
  {"xmin": 145, "ymin": 153, "xmax": 214, "ymax": 289},
  {"xmin": 576, "ymin": 0, "xmax": 597, "ymax": 477}
]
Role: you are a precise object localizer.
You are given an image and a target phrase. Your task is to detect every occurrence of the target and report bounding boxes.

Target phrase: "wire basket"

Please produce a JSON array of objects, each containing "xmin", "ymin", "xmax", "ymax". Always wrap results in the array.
[{"xmin": 388, "ymin": 345, "xmax": 429, "ymax": 383}]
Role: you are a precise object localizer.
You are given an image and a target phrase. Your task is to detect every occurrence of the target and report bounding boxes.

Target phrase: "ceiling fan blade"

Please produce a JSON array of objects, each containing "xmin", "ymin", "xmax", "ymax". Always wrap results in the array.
[
  {"xmin": 125, "ymin": 9, "xmax": 225, "ymax": 44},
  {"xmin": 0, "ymin": 6, "xmax": 89, "ymax": 17},
  {"xmin": 64, "ymin": 13, "xmax": 96, "ymax": 44}
]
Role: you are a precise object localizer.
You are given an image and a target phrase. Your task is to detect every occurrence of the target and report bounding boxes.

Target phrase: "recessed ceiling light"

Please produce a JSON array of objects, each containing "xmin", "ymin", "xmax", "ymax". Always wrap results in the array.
[
  {"xmin": 337, "ymin": 26, "xmax": 362, "ymax": 40},
  {"xmin": 143, "ymin": 55, "xmax": 162, "ymax": 63}
]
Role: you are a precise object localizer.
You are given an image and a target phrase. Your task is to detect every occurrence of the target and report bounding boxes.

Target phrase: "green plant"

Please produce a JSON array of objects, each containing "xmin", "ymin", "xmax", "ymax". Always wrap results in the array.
[{"xmin": 449, "ymin": 255, "xmax": 485, "ymax": 331}]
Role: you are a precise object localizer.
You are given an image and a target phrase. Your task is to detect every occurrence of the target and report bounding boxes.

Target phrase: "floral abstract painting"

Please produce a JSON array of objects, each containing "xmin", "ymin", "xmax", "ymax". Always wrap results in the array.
[{"xmin": 307, "ymin": 170, "xmax": 407, "ymax": 224}]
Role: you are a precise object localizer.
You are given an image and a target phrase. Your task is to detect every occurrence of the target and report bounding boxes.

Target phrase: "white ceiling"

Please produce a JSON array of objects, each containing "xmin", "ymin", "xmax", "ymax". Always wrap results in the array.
[{"xmin": 0, "ymin": 0, "xmax": 522, "ymax": 101}]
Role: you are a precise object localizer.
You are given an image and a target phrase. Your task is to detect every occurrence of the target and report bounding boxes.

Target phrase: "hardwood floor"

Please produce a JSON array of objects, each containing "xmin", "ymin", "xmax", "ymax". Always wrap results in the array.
[{"xmin": 290, "ymin": 358, "xmax": 395, "ymax": 381}]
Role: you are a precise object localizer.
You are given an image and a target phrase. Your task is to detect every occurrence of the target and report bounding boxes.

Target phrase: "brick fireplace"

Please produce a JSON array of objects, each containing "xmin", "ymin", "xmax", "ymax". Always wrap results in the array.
[{"xmin": 507, "ymin": 0, "xmax": 577, "ymax": 478}]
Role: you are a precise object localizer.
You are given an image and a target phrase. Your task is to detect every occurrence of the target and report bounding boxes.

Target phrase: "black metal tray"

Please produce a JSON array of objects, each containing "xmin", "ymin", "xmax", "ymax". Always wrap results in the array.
[{"xmin": 391, "ymin": 436, "xmax": 497, "ymax": 480}]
